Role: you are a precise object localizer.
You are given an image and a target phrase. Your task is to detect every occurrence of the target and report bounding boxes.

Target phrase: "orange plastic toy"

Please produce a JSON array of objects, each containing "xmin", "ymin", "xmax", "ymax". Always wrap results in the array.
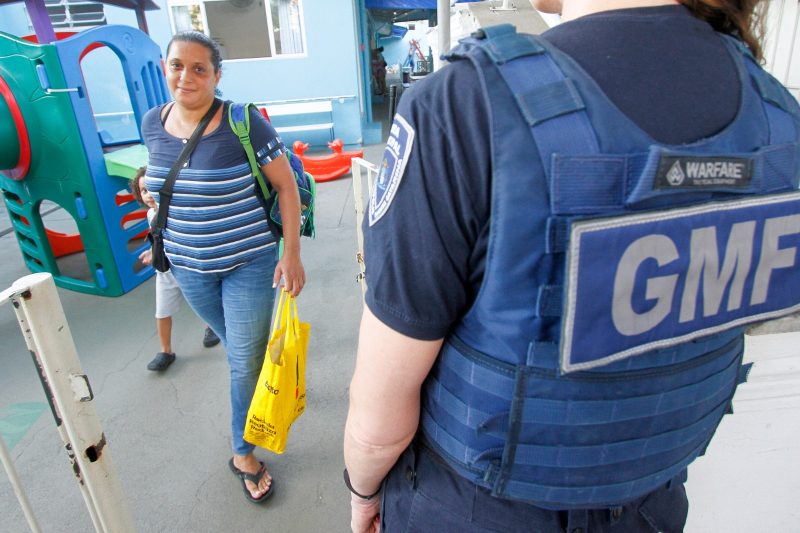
[{"xmin": 292, "ymin": 139, "xmax": 364, "ymax": 183}]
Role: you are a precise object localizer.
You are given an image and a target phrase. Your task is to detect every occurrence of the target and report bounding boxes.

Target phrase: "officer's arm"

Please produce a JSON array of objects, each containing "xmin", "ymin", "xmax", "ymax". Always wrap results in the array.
[{"xmin": 344, "ymin": 306, "xmax": 443, "ymax": 497}]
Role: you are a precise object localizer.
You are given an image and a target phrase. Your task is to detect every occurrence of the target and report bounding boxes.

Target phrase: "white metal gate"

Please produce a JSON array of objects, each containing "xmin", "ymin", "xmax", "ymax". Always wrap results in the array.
[
  {"xmin": 351, "ymin": 157, "xmax": 379, "ymax": 298},
  {"xmin": 1, "ymin": 273, "xmax": 135, "ymax": 533}
]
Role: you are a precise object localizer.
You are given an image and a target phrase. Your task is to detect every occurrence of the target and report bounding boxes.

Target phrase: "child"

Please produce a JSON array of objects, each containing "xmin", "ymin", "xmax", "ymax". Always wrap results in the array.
[{"xmin": 129, "ymin": 167, "xmax": 220, "ymax": 371}]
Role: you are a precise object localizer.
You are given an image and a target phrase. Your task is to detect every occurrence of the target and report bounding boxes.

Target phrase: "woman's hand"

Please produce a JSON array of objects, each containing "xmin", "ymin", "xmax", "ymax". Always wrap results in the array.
[
  {"xmin": 139, "ymin": 249, "xmax": 153, "ymax": 266},
  {"xmin": 274, "ymin": 250, "xmax": 305, "ymax": 297},
  {"xmin": 261, "ymin": 155, "xmax": 305, "ymax": 297},
  {"xmin": 350, "ymin": 494, "xmax": 381, "ymax": 533}
]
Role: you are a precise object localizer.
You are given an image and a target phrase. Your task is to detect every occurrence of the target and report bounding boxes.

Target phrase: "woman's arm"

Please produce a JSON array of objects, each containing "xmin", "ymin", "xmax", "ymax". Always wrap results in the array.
[
  {"xmin": 344, "ymin": 306, "xmax": 443, "ymax": 532},
  {"xmin": 260, "ymin": 155, "xmax": 305, "ymax": 296}
]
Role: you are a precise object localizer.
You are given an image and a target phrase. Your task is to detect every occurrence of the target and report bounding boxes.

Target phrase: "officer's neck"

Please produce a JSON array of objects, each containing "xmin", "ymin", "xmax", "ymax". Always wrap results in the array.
[{"xmin": 561, "ymin": 0, "xmax": 679, "ymax": 22}]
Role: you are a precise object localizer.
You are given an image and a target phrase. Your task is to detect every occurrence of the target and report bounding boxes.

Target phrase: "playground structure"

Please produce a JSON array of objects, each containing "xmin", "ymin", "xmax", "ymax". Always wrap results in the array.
[
  {"xmin": 292, "ymin": 138, "xmax": 364, "ymax": 183},
  {"xmin": 0, "ymin": 7, "xmax": 168, "ymax": 296},
  {"xmin": 401, "ymin": 39, "xmax": 433, "ymax": 80},
  {"xmin": 0, "ymin": 0, "xmax": 363, "ymax": 297}
]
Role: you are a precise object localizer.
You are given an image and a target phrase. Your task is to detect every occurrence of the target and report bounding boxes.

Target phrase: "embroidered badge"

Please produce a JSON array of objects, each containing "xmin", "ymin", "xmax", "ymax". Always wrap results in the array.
[
  {"xmin": 561, "ymin": 191, "xmax": 800, "ymax": 373},
  {"xmin": 369, "ymin": 114, "xmax": 415, "ymax": 226},
  {"xmin": 655, "ymin": 156, "xmax": 753, "ymax": 189}
]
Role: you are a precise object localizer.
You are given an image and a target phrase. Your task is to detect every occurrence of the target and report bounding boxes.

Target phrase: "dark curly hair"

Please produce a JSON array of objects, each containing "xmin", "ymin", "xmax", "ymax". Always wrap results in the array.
[
  {"xmin": 680, "ymin": 0, "xmax": 767, "ymax": 62},
  {"xmin": 128, "ymin": 166, "xmax": 147, "ymax": 206}
]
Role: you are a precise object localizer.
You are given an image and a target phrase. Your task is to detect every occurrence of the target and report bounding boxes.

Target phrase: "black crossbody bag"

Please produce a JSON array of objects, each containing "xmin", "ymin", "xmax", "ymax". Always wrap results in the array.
[{"xmin": 150, "ymin": 98, "xmax": 222, "ymax": 273}]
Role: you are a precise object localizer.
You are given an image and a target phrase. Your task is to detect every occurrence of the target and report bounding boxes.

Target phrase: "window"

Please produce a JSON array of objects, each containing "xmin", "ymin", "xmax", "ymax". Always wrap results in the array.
[
  {"xmin": 168, "ymin": 0, "xmax": 306, "ymax": 60},
  {"xmin": 43, "ymin": 0, "xmax": 106, "ymax": 29}
]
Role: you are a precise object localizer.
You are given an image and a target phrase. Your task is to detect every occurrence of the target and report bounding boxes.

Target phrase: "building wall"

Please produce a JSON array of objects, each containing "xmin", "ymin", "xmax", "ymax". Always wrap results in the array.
[
  {"xmin": 0, "ymin": 0, "xmax": 365, "ymax": 145},
  {"xmin": 763, "ymin": 0, "xmax": 800, "ymax": 101},
  {"xmin": 379, "ymin": 21, "xmax": 433, "ymax": 71},
  {"xmin": 0, "ymin": 4, "xmax": 29, "ymax": 34},
  {"xmin": 214, "ymin": 0, "xmax": 363, "ymax": 144}
]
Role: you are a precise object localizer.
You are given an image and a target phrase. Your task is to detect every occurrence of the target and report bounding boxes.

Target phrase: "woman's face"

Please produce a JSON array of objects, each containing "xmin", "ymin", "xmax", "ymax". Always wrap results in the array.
[{"xmin": 165, "ymin": 40, "xmax": 220, "ymax": 110}]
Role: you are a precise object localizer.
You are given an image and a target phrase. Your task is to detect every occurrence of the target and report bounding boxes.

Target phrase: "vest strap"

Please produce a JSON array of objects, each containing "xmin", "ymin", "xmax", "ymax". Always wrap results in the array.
[
  {"xmin": 519, "ymin": 356, "xmax": 739, "ymax": 425},
  {"xmin": 434, "ymin": 352, "xmax": 739, "ymax": 430},
  {"xmin": 549, "ymin": 142, "xmax": 800, "ymax": 214},
  {"xmin": 726, "ymin": 35, "xmax": 799, "ymax": 145},
  {"xmin": 431, "ymin": 337, "xmax": 740, "ymax": 446},
  {"xmin": 474, "ymin": 26, "xmax": 599, "ymax": 184},
  {"xmin": 752, "ymin": 72, "xmax": 797, "ymax": 114},
  {"xmin": 536, "ymin": 285, "xmax": 563, "ymax": 317},
  {"xmin": 550, "ymin": 154, "xmax": 631, "ymax": 214},
  {"xmin": 478, "ymin": 24, "xmax": 544, "ymax": 63},
  {"xmin": 546, "ymin": 217, "xmax": 569, "ymax": 253},
  {"xmin": 512, "ymin": 401, "xmax": 728, "ymax": 468},
  {"xmin": 527, "ymin": 340, "xmax": 559, "ymax": 367},
  {"xmin": 739, "ymin": 362, "xmax": 753, "ymax": 384},
  {"xmin": 423, "ymin": 404, "xmax": 718, "ymax": 508},
  {"xmin": 496, "ymin": 441, "xmax": 704, "ymax": 507},
  {"xmin": 516, "ymin": 79, "xmax": 586, "ymax": 126}
]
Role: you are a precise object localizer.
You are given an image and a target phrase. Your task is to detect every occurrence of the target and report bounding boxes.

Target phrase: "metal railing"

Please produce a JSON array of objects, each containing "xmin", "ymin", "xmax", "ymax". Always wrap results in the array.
[
  {"xmin": 1, "ymin": 273, "xmax": 135, "ymax": 532},
  {"xmin": 350, "ymin": 157, "xmax": 379, "ymax": 299}
]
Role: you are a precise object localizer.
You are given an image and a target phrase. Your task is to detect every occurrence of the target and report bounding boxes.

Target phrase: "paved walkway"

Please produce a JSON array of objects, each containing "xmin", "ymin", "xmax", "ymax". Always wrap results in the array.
[
  {"xmin": 0, "ymin": 141, "xmax": 383, "ymax": 532},
  {"xmin": 1, "ymin": 128, "xmax": 799, "ymax": 531}
]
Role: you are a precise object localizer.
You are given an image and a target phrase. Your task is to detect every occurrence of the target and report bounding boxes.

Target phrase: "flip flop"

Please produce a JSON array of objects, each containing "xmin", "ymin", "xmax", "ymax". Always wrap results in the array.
[{"xmin": 228, "ymin": 458, "xmax": 274, "ymax": 504}]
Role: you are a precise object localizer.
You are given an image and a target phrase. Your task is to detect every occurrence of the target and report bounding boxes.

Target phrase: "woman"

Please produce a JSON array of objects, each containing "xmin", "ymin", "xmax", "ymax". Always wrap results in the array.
[
  {"xmin": 345, "ymin": 0, "xmax": 798, "ymax": 531},
  {"xmin": 142, "ymin": 31, "xmax": 305, "ymax": 504},
  {"xmin": 371, "ymin": 46, "xmax": 387, "ymax": 96}
]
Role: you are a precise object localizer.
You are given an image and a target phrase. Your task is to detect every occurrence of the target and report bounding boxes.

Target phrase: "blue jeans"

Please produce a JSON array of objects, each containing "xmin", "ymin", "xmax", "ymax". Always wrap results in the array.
[
  {"xmin": 381, "ymin": 442, "xmax": 689, "ymax": 533},
  {"xmin": 171, "ymin": 249, "xmax": 278, "ymax": 456}
]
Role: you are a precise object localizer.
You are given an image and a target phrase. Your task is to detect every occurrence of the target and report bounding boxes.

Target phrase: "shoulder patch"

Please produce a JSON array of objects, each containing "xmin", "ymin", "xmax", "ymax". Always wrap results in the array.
[{"xmin": 369, "ymin": 114, "xmax": 415, "ymax": 226}]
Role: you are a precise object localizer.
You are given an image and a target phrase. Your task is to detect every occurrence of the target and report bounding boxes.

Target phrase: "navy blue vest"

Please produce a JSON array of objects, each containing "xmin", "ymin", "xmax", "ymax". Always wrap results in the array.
[{"xmin": 421, "ymin": 25, "xmax": 800, "ymax": 510}]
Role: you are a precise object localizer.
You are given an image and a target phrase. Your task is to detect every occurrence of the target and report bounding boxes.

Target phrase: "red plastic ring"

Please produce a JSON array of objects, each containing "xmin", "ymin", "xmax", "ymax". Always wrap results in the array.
[{"xmin": 0, "ymin": 73, "xmax": 31, "ymax": 181}]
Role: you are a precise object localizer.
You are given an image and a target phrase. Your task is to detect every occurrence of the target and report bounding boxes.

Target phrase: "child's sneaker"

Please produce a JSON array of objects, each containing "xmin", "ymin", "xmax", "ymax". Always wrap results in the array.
[
  {"xmin": 203, "ymin": 327, "xmax": 220, "ymax": 348},
  {"xmin": 147, "ymin": 352, "xmax": 175, "ymax": 371}
]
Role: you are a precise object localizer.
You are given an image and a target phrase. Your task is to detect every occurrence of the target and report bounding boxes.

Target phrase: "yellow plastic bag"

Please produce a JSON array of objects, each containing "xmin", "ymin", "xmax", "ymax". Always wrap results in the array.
[{"xmin": 243, "ymin": 289, "xmax": 309, "ymax": 453}]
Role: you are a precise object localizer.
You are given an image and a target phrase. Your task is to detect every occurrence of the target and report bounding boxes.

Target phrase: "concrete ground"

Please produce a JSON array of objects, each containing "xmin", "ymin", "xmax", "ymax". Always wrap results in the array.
[
  {"xmin": 2, "ymin": 95, "xmax": 800, "ymax": 532},
  {"xmin": 0, "ymin": 136, "xmax": 384, "ymax": 532}
]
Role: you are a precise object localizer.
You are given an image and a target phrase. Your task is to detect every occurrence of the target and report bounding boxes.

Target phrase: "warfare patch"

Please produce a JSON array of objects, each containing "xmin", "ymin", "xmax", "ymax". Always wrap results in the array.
[
  {"xmin": 369, "ymin": 114, "xmax": 415, "ymax": 226},
  {"xmin": 655, "ymin": 156, "xmax": 753, "ymax": 189}
]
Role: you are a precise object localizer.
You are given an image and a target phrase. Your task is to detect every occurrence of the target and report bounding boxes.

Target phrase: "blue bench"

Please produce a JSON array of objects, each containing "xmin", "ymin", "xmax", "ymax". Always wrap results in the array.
[{"xmin": 259, "ymin": 100, "xmax": 334, "ymax": 147}]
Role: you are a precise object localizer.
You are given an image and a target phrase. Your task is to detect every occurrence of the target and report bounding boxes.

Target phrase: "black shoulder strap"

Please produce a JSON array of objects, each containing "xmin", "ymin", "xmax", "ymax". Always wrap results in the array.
[
  {"xmin": 160, "ymin": 102, "xmax": 175, "ymax": 126},
  {"xmin": 152, "ymin": 98, "xmax": 222, "ymax": 232}
]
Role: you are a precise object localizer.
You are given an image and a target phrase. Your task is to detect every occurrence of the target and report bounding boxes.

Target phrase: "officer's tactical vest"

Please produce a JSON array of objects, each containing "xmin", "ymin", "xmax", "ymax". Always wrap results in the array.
[{"xmin": 421, "ymin": 25, "xmax": 800, "ymax": 510}]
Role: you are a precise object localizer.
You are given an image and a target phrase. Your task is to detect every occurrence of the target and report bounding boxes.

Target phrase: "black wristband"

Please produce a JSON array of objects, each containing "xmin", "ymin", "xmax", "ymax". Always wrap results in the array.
[{"xmin": 343, "ymin": 468, "xmax": 381, "ymax": 500}]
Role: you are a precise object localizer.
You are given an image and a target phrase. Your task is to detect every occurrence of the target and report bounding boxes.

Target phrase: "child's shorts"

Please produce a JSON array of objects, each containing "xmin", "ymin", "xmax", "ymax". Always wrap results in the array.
[{"xmin": 155, "ymin": 269, "xmax": 183, "ymax": 319}]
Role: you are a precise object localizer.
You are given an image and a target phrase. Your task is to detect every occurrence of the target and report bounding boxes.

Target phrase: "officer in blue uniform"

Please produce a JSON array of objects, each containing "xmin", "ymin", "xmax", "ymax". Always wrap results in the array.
[{"xmin": 344, "ymin": 0, "xmax": 800, "ymax": 531}]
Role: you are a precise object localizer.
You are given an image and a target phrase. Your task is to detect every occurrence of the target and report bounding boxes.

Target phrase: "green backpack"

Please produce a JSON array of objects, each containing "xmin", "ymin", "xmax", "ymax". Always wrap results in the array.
[{"xmin": 228, "ymin": 102, "xmax": 316, "ymax": 238}]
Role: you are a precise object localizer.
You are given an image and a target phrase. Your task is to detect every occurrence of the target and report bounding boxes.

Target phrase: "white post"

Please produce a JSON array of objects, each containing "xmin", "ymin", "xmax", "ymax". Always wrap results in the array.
[
  {"xmin": 1, "ymin": 273, "xmax": 135, "ymax": 533},
  {"xmin": 351, "ymin": 157, "xmax": 379, "ymax": 298},
  {"xmin": 0, "ymin": 434, "xmax": 41, "ymax": 533},
  {"xmin": 437, "ymin": 0, "xmax": 451, "ymax": 70}
]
